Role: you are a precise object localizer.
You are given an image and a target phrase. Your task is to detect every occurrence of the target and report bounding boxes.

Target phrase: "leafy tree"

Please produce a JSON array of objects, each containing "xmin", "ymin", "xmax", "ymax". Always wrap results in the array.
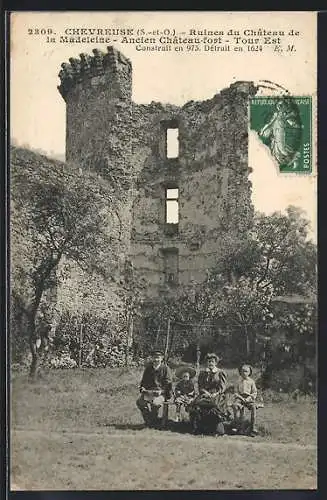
[
  {"xmin": 251, "ymin": 207, "xmax": 316, "ymax": 295},
  {"xmin": 270, "ymin": 300, "xmax": 317, "ymax": 355},
  {"xmin": 140, "ymin": 283, "xmax": 215, "ymax": 367},
  {"xmin": 11, "ymin": 146, "xmax": 126, "ymax": 378},
  {"xmin": 205, "ymin": 206, "xmax": 316, "ymax": 360},
  {"xmin": 139, "ymin": 207, "xmax": 316, "ymax": 365},
  {"xmin": 206, "ymin": 277, "xmax": 273, "ymax": 358}
]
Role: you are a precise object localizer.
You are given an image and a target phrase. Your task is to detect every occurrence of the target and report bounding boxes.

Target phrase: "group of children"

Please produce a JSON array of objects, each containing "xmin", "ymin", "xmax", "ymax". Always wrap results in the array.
[{"xmin": 173, "ymin": 363, "xmax": 260, "ymax": 435}]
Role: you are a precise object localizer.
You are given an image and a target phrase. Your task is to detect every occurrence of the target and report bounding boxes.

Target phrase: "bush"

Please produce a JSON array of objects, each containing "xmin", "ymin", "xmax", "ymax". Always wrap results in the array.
[
  {"xmin": 48, "ymin": 310, "xmax": 146, "ymax": 369},
  {"xmin": 50, "ymin": 354, "xmax": 78, "ymax": 369},
  {"xmin": 259, "ymin": 364, "xmax": 316, "ymax": 394}
]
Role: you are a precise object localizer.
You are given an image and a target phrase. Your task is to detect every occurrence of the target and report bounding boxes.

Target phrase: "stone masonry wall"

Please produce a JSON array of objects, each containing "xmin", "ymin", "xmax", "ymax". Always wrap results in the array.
[
  {"xmin": 59, "ymin": 47, "xmax": 135, "ymax": 281},
  {"xmin": 130, "ymin": 83, "xmax": 257, "ymax": 296},
  {"xmin": 58, "ymin": 47, "xmax": 256, "ymax": 303}
]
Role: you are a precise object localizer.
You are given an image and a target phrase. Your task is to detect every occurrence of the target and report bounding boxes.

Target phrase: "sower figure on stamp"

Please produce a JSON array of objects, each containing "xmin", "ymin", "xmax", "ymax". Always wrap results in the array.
[
  {"xmin": 136, "ymin": 350, "xmax": 173, "ymax": 428},
  {"xmin": 259, "ymin": 97, "xmax": 302, "ymax": 168}
]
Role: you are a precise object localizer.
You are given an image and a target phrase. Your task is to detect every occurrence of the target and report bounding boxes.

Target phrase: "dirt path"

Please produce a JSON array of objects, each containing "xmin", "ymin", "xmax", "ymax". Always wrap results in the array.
[
  {"xmin": 11, "ymin": 427, "xmax": 317, "ymax": 490},
  {"xmin": 12, "ymin": 427, "xmax": 316, "ymax": 451}
]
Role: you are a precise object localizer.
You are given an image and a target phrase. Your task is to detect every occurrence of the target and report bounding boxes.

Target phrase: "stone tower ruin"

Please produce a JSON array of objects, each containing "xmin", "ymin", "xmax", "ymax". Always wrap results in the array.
[{"xmin": 58, "ymin": 46, "xmax": 257, "ymax": 298}]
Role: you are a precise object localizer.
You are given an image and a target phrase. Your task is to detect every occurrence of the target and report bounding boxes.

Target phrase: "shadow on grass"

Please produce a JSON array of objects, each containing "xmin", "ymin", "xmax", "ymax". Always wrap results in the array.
[
  {"xmin": 167, "ymin": 419, "xmax": 269, "ymax": 438},
  {"xmin": 110, "ymin": 423, "xmax": 147, "ymax": 431},
  {"xmin": 108, "ymin": 419, "xmax": 268, "ymax": 438},
  {"xmin": 109, "ymin": 420, "xmax": 193, "ymax": 434},
  {"xmin": 165, "ymin": 420, "xmax": 193, "ymax": 434}
]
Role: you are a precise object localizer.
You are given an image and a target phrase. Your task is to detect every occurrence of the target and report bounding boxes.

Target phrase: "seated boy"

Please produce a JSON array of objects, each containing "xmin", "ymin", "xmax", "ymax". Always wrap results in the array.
[
  {"xmin": 136, "ymin": 350, "xmax": 173, "ymax": 428},
  {"xmin": 232, "ymin": 364, "xmax": 261, "ymax": 437}
]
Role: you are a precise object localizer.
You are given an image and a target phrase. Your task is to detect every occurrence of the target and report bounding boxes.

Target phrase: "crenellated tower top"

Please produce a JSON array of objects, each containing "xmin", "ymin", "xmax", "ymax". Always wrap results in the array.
[{"xmin": 58, "ymin": 46, "xmax": 132, "ymax": 102}]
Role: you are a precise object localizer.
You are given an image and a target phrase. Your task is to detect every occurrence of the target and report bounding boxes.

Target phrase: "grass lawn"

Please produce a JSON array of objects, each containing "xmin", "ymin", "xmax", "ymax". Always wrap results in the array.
[{"xmin": 10, "ymin": 367, "xmax": 317, "ymax": 490}]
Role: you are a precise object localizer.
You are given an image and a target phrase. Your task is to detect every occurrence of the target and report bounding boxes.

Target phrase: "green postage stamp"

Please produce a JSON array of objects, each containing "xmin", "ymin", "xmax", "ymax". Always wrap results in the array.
[{"xmin": 249, "ymin": 96, "xmax": 312, "ymax": 173}]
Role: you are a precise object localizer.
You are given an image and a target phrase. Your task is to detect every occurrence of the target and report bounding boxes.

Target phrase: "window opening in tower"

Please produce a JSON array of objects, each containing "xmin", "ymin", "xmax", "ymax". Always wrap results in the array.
[
  {"xmin": 162, "ymin": 248, "xmax": 179, "ymax": 285},
  {"xmin": 166, "ymin": 128, "xmax": 179, "ymax": 158},
  {"xmin": 165, "ymin": 188, "xmax": 179, "ymax": 224}
]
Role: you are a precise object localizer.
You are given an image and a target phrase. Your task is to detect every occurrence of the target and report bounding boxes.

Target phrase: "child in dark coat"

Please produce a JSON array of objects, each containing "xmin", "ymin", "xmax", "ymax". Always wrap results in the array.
[{"xmin": 174, "ymin": 367, "xmax": 196, "ymax": 422}]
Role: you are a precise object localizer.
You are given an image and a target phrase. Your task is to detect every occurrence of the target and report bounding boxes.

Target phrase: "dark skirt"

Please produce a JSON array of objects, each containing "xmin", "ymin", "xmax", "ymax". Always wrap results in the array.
[{"xmin": 189, "ymin": 395, "xmax": 226, "ymax": 435}]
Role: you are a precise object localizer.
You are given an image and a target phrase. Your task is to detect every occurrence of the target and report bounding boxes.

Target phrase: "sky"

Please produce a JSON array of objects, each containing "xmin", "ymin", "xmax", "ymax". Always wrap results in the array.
[{"xmin": 10, "ymin": 11, "xmax": 317, "ymax": 239}]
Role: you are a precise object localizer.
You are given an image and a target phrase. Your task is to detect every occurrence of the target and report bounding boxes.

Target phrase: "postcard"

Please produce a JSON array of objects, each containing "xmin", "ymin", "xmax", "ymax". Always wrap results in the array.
[{"xmin": 10, "ymin": 11, "xmax": 317, "ymax": 490}]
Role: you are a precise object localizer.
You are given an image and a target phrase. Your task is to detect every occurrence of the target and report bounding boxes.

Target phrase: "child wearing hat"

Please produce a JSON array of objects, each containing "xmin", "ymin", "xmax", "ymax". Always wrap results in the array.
[
  {"xmin": 232, "ymin": 364, "xmax": 259, "ymax": 436},
  {"xmin": 174, "ymin": 366, "xmax": 196, "ymax": 422}
]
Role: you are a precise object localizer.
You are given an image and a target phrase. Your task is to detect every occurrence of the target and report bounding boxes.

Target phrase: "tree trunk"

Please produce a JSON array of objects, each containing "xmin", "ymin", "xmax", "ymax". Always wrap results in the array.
[
  {"xmin": 164, "ymin": 318, "xmax": 171, "ymax": 362},
  {"xmin": 78, "ymin": 323, "xmax": 83, "ymax": 368},
  {"xmin": 27, "ymin": 281, "xmax": 48, "ymax": 379},
  {"xmin": 154, "ymin": 323, "xmax": 161, "ymax": 348},
  {"xmin": 252, "ymin": 331, "xmax": 257, "ymax": 363},
  {"xmin": 28, "ymin": 314, "xmax": 38, "ymax": 379},
  {"xmin": 38, "ymin": 333, "xmax": 50, "ymax": 373},
  {"xmin": 196, "ymin": 342, "xmax": 201, "ymax": 374},
  {"xmin": 244, "ymin": 325, "xmax": 251, "ymax": 360},
  {"xmin": 168, "ymin": 324, "xmax": 177, "ymax": 361},
  {"xmin": 125, "ymin": 316, "xmax": 133, "ymax": 368},
  {"xmin": 27, "ymin": 293, "xmax": 48, "ymax": 379},
  {"xmin": 29, "ymin": 321, "xmax": 51, "ymax": 379}
]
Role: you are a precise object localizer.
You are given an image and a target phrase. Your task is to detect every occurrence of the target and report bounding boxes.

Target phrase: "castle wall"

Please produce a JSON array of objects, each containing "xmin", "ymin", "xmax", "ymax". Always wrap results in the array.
[
  {"xmin": 58, "ymin": 47, "xmax": 256, "ymax": 302},
  {"xmin": 59, "ymin": 48, "xmax": 135, "ymax": 274},
  {"xmin": 130, "ymin": 84, "xmax": 256, "ymax": 296}
]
